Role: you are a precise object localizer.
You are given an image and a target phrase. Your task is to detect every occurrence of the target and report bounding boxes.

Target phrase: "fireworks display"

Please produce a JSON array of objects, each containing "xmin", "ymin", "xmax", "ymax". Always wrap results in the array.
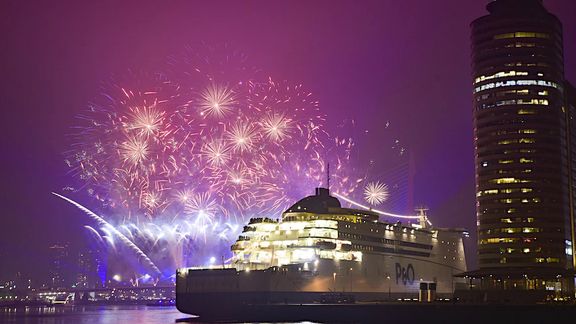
[{"xmin": 63, "ymin": 46, "xmax": 409, "ymax": 280}]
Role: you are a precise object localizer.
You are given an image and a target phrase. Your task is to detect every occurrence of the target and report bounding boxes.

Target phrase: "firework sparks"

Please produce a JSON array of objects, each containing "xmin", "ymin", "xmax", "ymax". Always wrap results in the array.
[
  {"xmin": 261, "ymin": 112, "xmax": 291, "ymax": 142},
  {"xmin": 199, "ymin": 83, "xmax": 237, "ymax": 118},
  {"xmin": 226, "ymin": 122, "xmax": 255, "ymax": 152},
  {"xmin": 363, "ymin": 181, "xmax": 389, "ymax": 206},
  {"xmin": 63, "ymin": 52, "xmax": 397, "ymax": 277},
  {"xmin": 201, "ymin": 139, "xmax": 231, "ymax": 167},
  {"xmin": 119, "ymin": 136, "xmax": 149, "ymax": 166},
  {"xmin": 184, "ymin": 192, "xmax": 218, "ymax": 224},
  {"xmin": 125, "ymin": 105, "xmax": 165, "ymax": 137}
]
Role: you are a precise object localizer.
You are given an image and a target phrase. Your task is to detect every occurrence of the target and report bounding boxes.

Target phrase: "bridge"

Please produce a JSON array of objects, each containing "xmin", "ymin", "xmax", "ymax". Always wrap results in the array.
[{"xmin": 35, "ymin": 285, "xmax": 175, "ymax": 304}]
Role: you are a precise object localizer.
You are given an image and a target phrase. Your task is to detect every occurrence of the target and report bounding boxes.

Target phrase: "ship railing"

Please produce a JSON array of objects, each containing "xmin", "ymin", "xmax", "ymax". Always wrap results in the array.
[
  {"xmin": 248, "ymin": 217, "xmax": 277, "ymax": 224},
  {"xmin": 179, "ymin": 264, "xmax": 238, "ymax": 271}
]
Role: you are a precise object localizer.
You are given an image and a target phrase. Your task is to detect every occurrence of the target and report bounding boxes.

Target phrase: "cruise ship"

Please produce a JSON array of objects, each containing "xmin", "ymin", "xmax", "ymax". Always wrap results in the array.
[{"xmin": 176, "ymin": 188, "xmax": 468, "ymax": 317}]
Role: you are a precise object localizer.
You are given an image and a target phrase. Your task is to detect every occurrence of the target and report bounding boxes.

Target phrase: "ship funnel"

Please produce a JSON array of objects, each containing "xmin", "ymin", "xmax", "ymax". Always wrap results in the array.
[{"xmin": 315, "ymin": 187, "xmax": 330, "ymax": 196}]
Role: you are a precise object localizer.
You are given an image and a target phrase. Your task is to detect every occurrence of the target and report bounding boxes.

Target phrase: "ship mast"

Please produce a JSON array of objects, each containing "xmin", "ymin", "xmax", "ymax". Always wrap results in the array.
[
  {"xmin": 326, "ymin": 162, "xmax": 330, "ymax": 191},
  {"xmin": 415, "ymin": 207, "xmax": 429, "ymax": 229}
]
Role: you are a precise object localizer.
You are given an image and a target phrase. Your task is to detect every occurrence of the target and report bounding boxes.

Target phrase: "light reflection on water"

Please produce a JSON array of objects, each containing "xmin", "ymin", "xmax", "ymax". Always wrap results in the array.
[
  {"xmin": 0, "ymin": 305, "xmax": 314, "ymax": 324},
  {"xmin": 0, "ymin": 305, "xmax": 188, "ymax": 324}
]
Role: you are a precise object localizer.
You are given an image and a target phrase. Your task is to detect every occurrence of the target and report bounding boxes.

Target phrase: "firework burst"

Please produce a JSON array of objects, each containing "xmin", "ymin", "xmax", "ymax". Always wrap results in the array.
[
  {"xmin": 364, "ymin": 181, "xmax": 389, "ymax": 206},
  {"xmin": 198, "ymin": 83, "xmax": 237, "ymax": 118}
]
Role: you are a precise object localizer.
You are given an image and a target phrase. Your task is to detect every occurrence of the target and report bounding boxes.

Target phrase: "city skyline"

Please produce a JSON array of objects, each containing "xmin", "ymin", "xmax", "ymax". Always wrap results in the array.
[{"xmin": 1, "ymin": 0, "xmax": 575, "ymax": 284}]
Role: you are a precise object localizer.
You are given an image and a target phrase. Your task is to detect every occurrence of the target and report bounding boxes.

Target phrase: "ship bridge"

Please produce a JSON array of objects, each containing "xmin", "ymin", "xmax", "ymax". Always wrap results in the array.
[{"xmin": 283, "ymin": 188, "xmax": 379, "ymax": 223}]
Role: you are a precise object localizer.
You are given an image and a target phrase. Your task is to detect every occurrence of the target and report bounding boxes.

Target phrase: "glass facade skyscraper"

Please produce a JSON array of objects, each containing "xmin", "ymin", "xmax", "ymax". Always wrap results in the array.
[{"xmin": 470, "ymin": 0, "xmax": 575, "ymax": 297}]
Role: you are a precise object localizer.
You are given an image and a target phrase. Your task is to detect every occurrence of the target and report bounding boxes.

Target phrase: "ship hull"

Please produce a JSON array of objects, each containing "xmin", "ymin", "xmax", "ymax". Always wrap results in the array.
[
  {"xmin": 176, "ymin": 256, "xmax": 466, "ymax": 317},
  {"xmin": 175, "ymin": 293, "xmax": 404, "ymax": 321},
  {"xmin": 177, "ymin": 298, "xmax": 576, "ymax": 323}
]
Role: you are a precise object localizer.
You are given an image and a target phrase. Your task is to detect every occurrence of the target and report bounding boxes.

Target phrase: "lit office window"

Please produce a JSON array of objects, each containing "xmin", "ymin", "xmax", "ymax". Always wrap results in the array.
[{"xmin": 494, "ymin": 32, "xmax": 550, "ymax": 39}]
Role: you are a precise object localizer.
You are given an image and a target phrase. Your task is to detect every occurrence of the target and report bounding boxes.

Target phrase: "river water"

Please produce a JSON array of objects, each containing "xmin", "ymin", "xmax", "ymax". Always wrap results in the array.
[
  {"xmin": 1, "ymin": 305, "xmax": 196, "ymax": 324},
  {"xmin": 0, "ymin": 305, "xmax": 315, "ymax": 323}
]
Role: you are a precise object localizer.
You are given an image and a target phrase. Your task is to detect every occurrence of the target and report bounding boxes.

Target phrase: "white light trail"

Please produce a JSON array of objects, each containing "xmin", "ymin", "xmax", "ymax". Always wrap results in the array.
[{"xmin": 333, "ymin": 192, "xmax": 420, "ymax": 220}]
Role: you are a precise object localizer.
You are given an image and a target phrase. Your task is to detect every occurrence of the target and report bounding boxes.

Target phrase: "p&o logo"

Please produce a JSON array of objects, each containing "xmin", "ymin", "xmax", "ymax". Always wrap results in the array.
[{"xmin": 395, "ymin": 263, "xmax": 415, "ymax": 285}]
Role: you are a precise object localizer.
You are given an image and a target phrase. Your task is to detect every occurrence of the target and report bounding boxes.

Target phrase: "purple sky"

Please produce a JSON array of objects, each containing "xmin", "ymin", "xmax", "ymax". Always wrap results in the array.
[{"xmin": 1, "ymin": 0, "xmax": 575, "ymax": 280}]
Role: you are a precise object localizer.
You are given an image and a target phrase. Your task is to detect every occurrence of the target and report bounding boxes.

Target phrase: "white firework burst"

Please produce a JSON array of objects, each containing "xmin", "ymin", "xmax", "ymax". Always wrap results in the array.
[
  {"xmin": 174, "ymin": 188, "xmax": 193, "ymax": 204},
  {"xmin": 142, "ymin": 191, "xmax": 163, "ymax": 213},
  {"xmin": 261, "ymin": 112, "xmax": 291, "ymax": 142},
  {"xmin": 119, "ymin": 135, "xmax": 149, "ymax": 166},
  {"xmin": 199, "ymin": 83, "xmax": 236, "ymax": 118},
  {"xmin": 201, "ymin": 139, "xmax": 231, "ymax": 167},
  {"xmin": 226, "ymin": 122, "xmax": 255, "ymax": 152},
  {"xmin": 364, "ymin": 181, "xmax": 389, "ymax": 206},
  {"xmin": 126, "ymin": 105, "xmax": 165, "ymax": 137},
  {"xmin": 184, "ymin": 192, "xmax": 218, "ymax": 227}
]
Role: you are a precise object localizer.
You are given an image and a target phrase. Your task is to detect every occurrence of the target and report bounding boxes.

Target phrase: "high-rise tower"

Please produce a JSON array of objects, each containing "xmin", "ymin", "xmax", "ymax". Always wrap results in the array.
[{"xmin": 470, "ymin": 0, "xmax": 575, "ymax": 298}]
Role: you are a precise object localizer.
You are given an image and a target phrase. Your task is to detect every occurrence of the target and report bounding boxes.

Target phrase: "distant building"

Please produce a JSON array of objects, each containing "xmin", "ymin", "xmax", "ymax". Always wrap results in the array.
[
  {"xmin": 465, "ymin": 0, "xmax": 576, "ymax": 301},
  {"xmin": 48, "ymin": 243, "xmax": 71, "ymax": 289},
  {"xmin": 77, "ymin": 246, "xmax": 107, "ymax": 289}
]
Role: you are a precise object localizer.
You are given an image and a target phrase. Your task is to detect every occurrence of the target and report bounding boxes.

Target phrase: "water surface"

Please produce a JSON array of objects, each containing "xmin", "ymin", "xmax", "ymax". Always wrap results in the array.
[{"xmin": 1, "ymin": 305, "xmax": 189, "ymax": 324}]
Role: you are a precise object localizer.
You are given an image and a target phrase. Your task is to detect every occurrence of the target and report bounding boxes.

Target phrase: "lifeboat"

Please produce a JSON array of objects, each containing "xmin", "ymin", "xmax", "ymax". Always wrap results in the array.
[{"xmin": 315, "ymin": 240, "xmax": 337, "ymax": 250}]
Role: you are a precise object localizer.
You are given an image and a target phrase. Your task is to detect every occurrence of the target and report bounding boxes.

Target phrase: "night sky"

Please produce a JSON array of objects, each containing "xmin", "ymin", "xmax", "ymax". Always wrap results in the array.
[{"xmin": 1, "ymin": 0, "xmax": 575, "ymax": 281}]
